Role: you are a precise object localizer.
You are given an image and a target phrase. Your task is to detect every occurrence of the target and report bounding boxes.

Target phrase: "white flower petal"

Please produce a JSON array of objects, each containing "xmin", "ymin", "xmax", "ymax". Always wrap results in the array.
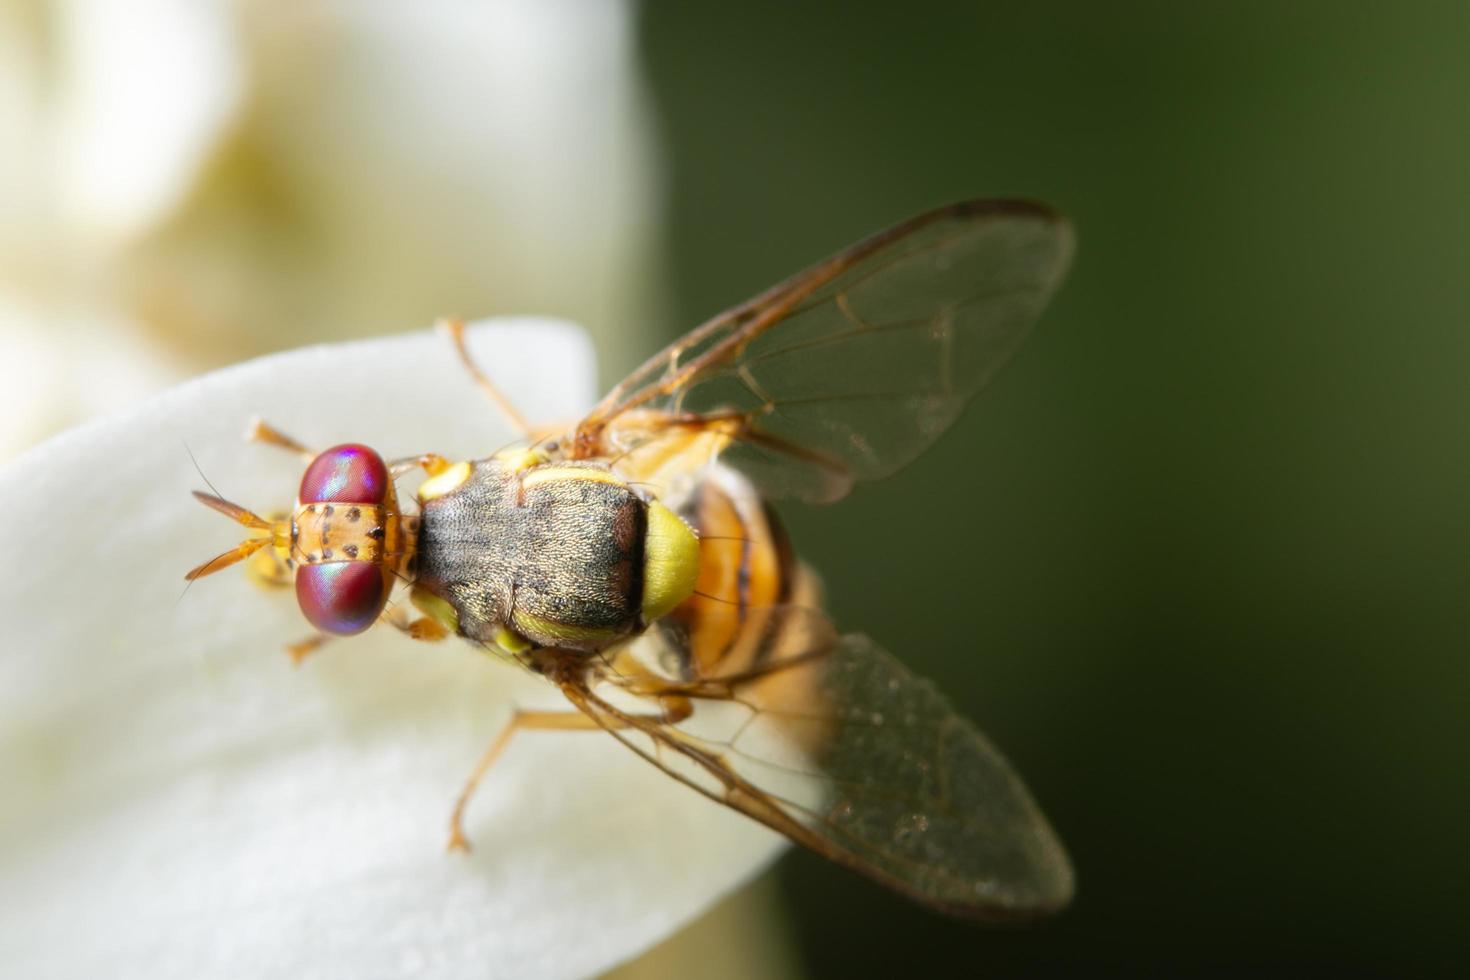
[
  {"xmin": 0, "ymin": 320, "xmax": 784, "ymax": 979},
  {"xmin": 0, "ymin": 294, "xmax": 187, "ymax": 461}
]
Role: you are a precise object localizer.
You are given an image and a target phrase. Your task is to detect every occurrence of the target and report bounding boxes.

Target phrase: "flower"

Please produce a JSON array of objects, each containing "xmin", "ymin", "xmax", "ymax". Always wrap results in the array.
[
  {"xmin": 0, "ymin": 0, "xmax": 661, "ymax": 460},
  {"xmin": 0, "ymin": 321, "xmax": 786, "ymax": 979}
]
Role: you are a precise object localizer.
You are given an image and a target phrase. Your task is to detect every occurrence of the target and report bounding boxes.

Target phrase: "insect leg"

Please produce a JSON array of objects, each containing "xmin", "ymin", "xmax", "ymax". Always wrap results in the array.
[
  {"xmin": 438, "ymin": 317, "xmax": 533, "ymax": 438},
  {"xmin": 284, "ymin": 600, "xmax": 448, "ymax": 667},
  {"xmin": 246, "ymin": 418, "xmax": 315, "ymax": 461},
  {"xmin": 381, "ymin": 604, "xmax": 451, "ymax": 642},
  {"xmin": 280, "ymin": 601, "xmax": 443, "ymax": 667},
  {"xmin": 447, "ymin": 709, "xmax": 604, "ymax": 852},
  {"xmin": 284, "ymin": 634, "xmax": 330, "ymax": 664},
  {"xmin": 388, "ymin": 452, "xmax": 454, "ymax": 478},
  {"xmin": 447, "ymin": 688, "xmax": 695, "ymax": 851}
]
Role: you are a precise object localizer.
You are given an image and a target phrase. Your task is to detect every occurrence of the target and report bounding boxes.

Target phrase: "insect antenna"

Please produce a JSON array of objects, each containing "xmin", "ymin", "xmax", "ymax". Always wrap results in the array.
[
  {"xmin": 182, "ymin": 440, "xmax": 230, "ymax": 503},
  {"xmin": 184, "ymin": 471, "xmax": 280, "ymax": 583},
  {"xmin": 183, "ymin": 537, "xmax": 272, "ymax": 581},
  {"xmin": 190, "ymin": 489, "xmax": 274, "ymax": 531}
]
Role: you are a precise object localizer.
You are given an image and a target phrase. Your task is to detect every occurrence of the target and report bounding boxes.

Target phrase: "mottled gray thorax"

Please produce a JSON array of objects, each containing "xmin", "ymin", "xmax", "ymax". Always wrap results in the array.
[{"xmin": 414, "ymin": 460, "xmax": 647, "ymax": 651}]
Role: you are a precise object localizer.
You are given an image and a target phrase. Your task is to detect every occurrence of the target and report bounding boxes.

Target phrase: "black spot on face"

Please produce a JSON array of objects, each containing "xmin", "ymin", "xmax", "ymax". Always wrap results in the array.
[
  {"xmin": 368, "ymin": 526, "xmax": 385, "ymax": 540},
  {"xmin": 347, "ymin": 507, "xmax": 361, "ymax": 522},
  {"xmin": 344, "ymin": 544, "xmax": 359, "ymax": 559}
]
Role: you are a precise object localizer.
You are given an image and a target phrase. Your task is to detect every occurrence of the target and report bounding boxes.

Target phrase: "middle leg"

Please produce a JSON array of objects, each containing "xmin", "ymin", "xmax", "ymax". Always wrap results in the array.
[{"xmin": 448, "ymin": 709, "xmax": 604, "ymax": 852}]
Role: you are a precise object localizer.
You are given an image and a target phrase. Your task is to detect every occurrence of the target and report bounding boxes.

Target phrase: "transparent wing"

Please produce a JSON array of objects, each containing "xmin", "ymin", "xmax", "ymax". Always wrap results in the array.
[
  {"xmin": 573, "ymin": 200, "xmax": 1073, "ymax": 503},
  {"xmin": 561, "ymin": 612, "xmax": 1074, "ymax": 920}
]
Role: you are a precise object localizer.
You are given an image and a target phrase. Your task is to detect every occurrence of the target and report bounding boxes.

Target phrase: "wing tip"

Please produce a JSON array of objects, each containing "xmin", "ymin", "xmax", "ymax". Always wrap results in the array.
[
  {"xmin": 946, "ymin": 197, "xmax": 1064, "ymax": 221},
  {"xmin": 933, "ymin": 197, "xmax": 1077, "ymax": 276},
  {"xmin": 937, "ymin": 861, "xmax": 1078, "ymax": 924},
  {"xmin": 942, "ymin": 197, "xmax": 1070, "ymax": 233}
]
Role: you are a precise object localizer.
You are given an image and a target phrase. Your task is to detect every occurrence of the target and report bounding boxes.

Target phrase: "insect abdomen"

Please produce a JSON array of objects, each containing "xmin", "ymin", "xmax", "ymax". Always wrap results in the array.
[{"xmin": 663, "ymin": 465, "xmax": 810, "ymax": 680}]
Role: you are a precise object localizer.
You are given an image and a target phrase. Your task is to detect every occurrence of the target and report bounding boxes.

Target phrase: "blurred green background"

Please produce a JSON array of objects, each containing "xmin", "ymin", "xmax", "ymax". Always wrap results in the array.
[{"xmin": 638, "ymin": 4, "xmax": 1469, "ymax": 976}]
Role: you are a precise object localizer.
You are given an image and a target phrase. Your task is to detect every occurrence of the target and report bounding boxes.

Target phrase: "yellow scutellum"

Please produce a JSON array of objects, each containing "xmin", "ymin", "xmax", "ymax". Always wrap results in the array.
[{"xmin": 640, "ymin": 501, "xmax": 699, "ymax": 623}]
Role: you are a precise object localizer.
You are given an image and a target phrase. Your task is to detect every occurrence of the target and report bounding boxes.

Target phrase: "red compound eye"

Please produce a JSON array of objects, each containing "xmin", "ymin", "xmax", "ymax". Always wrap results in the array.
[
  {"xmin": 295, "ymin": 563, "xmax": 388, "ymax": 635},
  {"xmin": 300, "ymin": 444, "xmax": 388, "ymax": 504}
]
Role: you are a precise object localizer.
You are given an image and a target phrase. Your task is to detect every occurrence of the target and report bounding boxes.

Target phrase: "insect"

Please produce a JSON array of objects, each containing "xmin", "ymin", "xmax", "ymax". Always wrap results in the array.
[{"xmin": 187, "ymin": 200, "xmax": 1076, "ymax": 920}]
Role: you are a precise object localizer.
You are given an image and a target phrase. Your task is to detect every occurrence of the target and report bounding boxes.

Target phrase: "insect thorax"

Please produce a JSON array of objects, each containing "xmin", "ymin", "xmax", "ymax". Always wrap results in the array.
[{"xmin": 413, "ymin": 459, "xmax": 695, "ymax": 653}]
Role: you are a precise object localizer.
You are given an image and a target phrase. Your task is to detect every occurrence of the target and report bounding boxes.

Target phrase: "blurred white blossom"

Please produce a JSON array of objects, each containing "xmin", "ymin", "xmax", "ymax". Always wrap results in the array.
[{"xmin": 0, "ymin": 0, "xmax": 662, "ymax": 459}]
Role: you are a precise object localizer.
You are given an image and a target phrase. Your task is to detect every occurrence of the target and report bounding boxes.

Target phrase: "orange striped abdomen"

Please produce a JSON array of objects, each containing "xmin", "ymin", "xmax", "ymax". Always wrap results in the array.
[{"xmin": 667, "ymin": 467, "xmax": 822, "ymax": 681}]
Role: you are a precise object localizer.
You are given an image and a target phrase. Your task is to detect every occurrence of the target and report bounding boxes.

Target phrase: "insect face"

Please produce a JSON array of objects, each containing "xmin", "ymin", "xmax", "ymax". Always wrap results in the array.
[
  {"xmin": 293, "ymin": 445, "xmax": 395, "ymax": 636},
  {"xmin": 188, "ymin": 443, "xmax": 415, "ymax": 637}
]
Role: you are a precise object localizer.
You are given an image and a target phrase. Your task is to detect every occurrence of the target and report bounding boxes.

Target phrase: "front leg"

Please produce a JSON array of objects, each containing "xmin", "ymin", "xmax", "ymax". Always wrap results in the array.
[
  {"xmin": 389, "ymin": 452, "xmax": 454, "ymax": 479},
  {"xmin": 246, "ymin": 418, "xmax": 315, "ymax": 461},
  {"xmin": 383, "ymin": 603, "xmax": 452, "ymax": 643},
  {"xmin": 284, "ymin": 597, "xmax": 450, "ymax": 666}
]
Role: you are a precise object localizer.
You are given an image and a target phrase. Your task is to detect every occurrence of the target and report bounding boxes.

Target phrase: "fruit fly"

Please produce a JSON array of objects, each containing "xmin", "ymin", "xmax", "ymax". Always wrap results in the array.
[{"xmin": 186, "ymin": 200, "xmax": 1076, "ymax": 920}]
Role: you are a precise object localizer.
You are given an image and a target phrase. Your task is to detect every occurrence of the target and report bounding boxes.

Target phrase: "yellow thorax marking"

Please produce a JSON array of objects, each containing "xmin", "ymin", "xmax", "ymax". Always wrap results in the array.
[
  {"xmin": 411, "ymin": 586, "xmax": 460, "ymax": 634},
  {"xmin": 417, "ymin": 460, "xmax": 472, "ymax": 501},
  {"xmin": 491, "ymin": 626, "xmax": 532, "ymax": 655},
  {"xmin": 519, "ymin": 465, "xmax": 626, "ymax": 491},
  {"xmin": 511, "ymin": 608, "xmax": 621, "ymax": 646}
]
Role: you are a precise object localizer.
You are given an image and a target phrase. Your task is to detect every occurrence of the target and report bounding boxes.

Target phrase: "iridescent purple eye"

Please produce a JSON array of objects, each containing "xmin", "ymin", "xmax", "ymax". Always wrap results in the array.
[
  {"xmin": 295, "ymin": 563, "xmax": 388, "ymax": 635},
  {"xmin": 300, "ymin": 444, "xmax": 388, "ymax": 504}
]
